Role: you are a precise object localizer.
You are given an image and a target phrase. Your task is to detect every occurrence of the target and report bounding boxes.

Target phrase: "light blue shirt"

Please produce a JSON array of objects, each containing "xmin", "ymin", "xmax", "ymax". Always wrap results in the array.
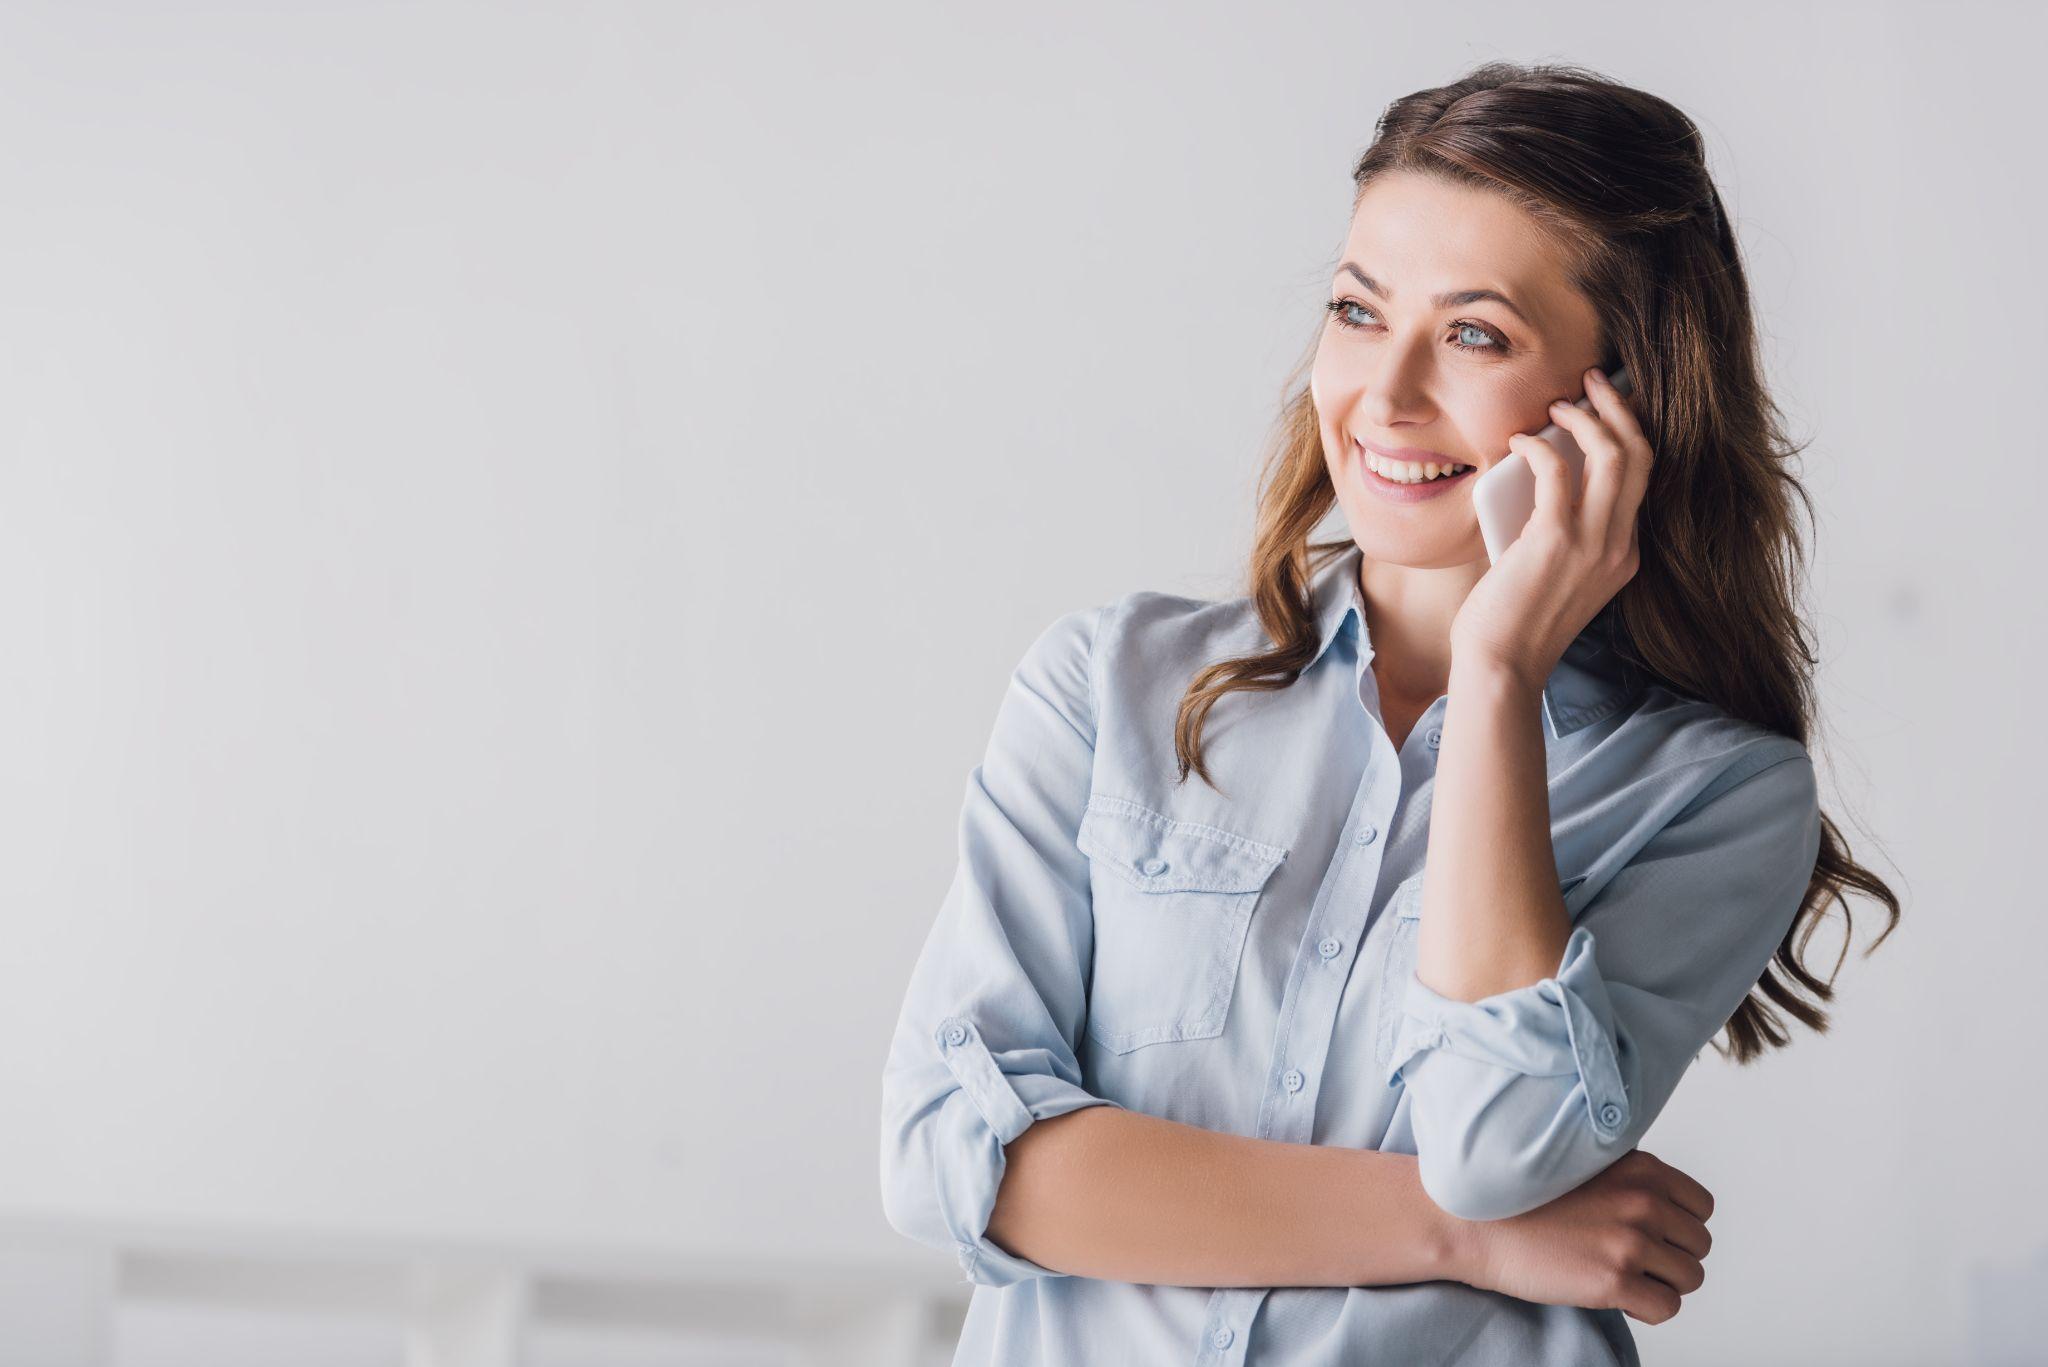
[{"xmin": 880, "ymin": 542, "xmax": 1823, "ymax": 1366}]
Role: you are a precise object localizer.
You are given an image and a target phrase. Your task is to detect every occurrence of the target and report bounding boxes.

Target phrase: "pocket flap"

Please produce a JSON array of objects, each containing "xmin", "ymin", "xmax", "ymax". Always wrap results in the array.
[{"xmin": 1077, "ymin": 795, "xmax": 1286, "ymax": 894}]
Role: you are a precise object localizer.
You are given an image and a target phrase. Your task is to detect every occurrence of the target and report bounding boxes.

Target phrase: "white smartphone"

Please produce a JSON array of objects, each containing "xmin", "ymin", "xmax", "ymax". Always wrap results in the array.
[{"xmin": 1472, "ymin": 365, "xmax": 1634, "ymax": 564}]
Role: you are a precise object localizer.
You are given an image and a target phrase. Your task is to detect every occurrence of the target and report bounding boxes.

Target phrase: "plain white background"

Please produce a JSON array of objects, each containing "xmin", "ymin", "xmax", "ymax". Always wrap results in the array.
[{"xmin": 0, "ymin": 2, "xmax": 2039, "ymax": 1363}]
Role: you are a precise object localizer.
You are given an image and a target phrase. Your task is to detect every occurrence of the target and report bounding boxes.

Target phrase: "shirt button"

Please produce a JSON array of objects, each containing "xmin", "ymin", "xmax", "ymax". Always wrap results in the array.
[
  {"xmin": 1354, "ymin": 824, "xmax": 1378, "ymax": 846},
  {"xmin": 1317, "ymin": 936, "xmax": 1341, "ymax": 959},
  {"xmin": 1425, "ymin": 726, "xmax": 1442, "ymax": 749},
  {"xmin": 1282, "ymin": 1068, "xmax": 1304, "ymax": 1093},
  {"xmin": 943, "ymin": 1023, "xmax": 968, "ymax": 1046},
  {"xmin": 1211, "ymin": 1326, "xmax": 1234, "ymax": 1349},
  {"xmin": 1140, "ymin": 856, "xmax": 1168, "ymax": 876},
  {"xmin": 1599, "ymin": 1102, "xmax": 1624, "ymax": 1128}
]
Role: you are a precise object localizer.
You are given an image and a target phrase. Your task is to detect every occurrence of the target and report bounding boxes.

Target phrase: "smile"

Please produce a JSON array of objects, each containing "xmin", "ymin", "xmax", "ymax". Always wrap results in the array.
[{"xmin": 1357, "ymin": 441, "xmax": 1474, "ymax": 483}]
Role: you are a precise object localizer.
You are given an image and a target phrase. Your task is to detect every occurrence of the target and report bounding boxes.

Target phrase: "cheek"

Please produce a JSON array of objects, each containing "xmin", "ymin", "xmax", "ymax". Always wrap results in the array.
[
  {"xmin": 1308, "ymin": 344, "xmax": 1360, "ymax": 440},
  {"xmin": 1483, "ymin": 373, "xmax": 1578, "ymax": 442},
  {"xmin": 1308, "ymin": 344, "xmax": 1338, "ymax": 418},
  {"xmin": 1462, "ymin": 395, "xmax": 1538, "ymax": 461}
]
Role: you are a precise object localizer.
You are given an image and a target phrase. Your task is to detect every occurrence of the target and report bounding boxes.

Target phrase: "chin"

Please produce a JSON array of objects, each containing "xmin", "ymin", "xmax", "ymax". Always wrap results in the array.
[{"xmin": 1349, "ymin": 518, "xmax": 1483, "ymax": 569}]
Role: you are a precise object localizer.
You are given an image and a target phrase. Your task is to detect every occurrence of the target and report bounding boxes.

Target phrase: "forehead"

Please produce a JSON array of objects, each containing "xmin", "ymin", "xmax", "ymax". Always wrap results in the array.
[{"xmin": 1340, "ymin": 172, "xmax": 1581, "ymax": 328}]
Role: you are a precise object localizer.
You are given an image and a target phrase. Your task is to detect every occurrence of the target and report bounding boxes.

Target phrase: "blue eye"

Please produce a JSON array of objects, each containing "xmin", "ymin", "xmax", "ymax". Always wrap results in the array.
[{"xmin": 1323, "ymin": 298, "xmax": 1507, "ymax": 355}]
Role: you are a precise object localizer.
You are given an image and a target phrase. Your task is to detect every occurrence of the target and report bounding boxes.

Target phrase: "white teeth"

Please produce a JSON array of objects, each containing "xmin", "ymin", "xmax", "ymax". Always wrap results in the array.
[{"xmin": 1359, "ymin": 443, "xmax": 1472, "ymax": 483}]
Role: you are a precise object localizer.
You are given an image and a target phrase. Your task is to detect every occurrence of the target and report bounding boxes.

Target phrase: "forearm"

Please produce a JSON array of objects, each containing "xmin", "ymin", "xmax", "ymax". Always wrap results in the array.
[
  {"xmin": 983, "ymin": 1105, "xmax": 1471, "ymax": 1288},
  {"xmin": 1418, "ymin": 655, "xmax": 1572, "ymax": 1002}
]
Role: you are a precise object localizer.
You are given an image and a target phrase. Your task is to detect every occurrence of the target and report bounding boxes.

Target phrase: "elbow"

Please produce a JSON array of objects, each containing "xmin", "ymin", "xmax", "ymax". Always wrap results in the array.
[
  {"xmin": 1397, "ymin": 1010, "xmax": 1642, "ymax": 1222},
  {"xmin": 878, "ymin": 1019, "xmax": 1113, "ymax": 1281},
  {"xmin": 878, "ymin": 1151, "xmax": 927, "ymax": 1247},
  {"xmin": 877, "ymin": 1081, "xmax": 950, "ymax": 1254},
  {"xmin": 878, "ymin": 1111, "xmax": 954, "ymax": 1255},
  {"xmin": 877, "ymin": 1083, "xmax": 1015, "ymax": 1269},
  {"xmin": 881, "ymin": 1146, "xmax": 984, "ymax": 1278},
  {"xmin": 1417, "ymin": 1149, "xmax": 1552, "ymax": 1223},
  {"xmin": 1414, "ymin": 1119, "xmax": 1636, "ymax": 1223},
  {"xmin": 879, "ymin": 1124, "xmax": 1039, "ymax": 1288}
]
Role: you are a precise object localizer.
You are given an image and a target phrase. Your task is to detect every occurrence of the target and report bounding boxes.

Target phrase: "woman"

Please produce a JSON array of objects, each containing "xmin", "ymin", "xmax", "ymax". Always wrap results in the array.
[{"xmin": 879, "ymin": 60, "xmax": 1897, "ymax": 1366}]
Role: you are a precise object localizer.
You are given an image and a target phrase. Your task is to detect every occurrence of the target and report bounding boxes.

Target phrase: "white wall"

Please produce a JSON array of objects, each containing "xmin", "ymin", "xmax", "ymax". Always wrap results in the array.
[{"xmin": 0, "ymin": 2, "xmax": 2038, "ymax": 1363}]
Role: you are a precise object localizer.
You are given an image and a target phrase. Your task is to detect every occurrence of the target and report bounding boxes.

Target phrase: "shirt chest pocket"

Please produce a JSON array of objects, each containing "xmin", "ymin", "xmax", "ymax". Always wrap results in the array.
[{"xmin": 1075, "ymin": 795, "xmax": 1287, "ymax": 1055}]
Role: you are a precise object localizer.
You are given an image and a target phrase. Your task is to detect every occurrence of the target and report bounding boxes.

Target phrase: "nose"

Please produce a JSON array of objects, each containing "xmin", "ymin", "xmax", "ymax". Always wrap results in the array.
[{"xmin": 1356, "ymin": 353, "xmax": 1437, "ymax": 428}]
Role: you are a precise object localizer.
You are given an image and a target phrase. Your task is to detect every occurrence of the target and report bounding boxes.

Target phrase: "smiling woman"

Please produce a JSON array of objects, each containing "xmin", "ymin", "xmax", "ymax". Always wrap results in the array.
[
  {"xmin": 881, "ymin": 57, "xmax": 1901, "ymax": 1367},
  {"xmin": 1309, "ymin": 171, "xmax": 1613, "ymax": 540}
]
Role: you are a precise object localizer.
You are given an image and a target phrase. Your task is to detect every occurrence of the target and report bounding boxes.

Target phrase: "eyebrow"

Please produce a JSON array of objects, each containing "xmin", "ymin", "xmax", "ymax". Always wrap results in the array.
[{"xmin": 1336, "ymin": 263, "xmax": 1532, "ymax": 326}]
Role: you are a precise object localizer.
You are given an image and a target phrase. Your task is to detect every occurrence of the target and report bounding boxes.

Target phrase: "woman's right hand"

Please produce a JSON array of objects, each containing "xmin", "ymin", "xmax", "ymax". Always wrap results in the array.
[{"xmin": 1455, "ymin": 1148, "xmax": 1714, "ymax": 1325}]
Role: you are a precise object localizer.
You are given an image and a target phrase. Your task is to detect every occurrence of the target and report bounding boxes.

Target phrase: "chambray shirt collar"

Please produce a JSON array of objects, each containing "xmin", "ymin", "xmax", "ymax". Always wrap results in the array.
[{"xmin": 1304, "ymin": 543, "xmax": 1645, "ymax": 739}]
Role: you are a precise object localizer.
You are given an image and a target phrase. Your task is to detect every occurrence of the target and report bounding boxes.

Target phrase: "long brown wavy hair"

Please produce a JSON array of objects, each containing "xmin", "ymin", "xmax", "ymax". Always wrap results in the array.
[{"xmin": 1173, "ymin": 60, "xmax": 1899, "ymax": 1065}]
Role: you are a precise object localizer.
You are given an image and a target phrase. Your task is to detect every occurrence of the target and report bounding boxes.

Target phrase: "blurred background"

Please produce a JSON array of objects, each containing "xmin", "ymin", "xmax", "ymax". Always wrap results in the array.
[{"xmin": 0, "ymin": 1, "xmax": 2037, "ymax": 1364}]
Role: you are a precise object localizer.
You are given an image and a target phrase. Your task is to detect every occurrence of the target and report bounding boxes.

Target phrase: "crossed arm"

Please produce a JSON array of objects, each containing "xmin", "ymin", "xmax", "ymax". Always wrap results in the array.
[{"xmin": 879, "ymin": 606, "xmax": 1817, "ymax": 1285}]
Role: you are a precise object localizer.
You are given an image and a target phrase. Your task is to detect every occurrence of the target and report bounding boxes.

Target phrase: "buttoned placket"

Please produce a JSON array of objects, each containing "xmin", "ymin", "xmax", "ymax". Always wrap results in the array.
[{"xmin": 1195, "ymin": 645, "xmax": 1439, "ymax": 1365}]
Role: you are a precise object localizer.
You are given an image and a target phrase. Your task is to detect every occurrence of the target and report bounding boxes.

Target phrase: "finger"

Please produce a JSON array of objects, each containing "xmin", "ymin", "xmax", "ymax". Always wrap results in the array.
[
  {"xmin": 1544, "ymin": 388, "xmax": 1628, "ymax": 541},
  {"xmin": 1584, "ymin": 365, "xmax": 1648, "ymax": 449},
  {"xmin": 1638, "ymin": 1236, "xmax": 1707, "ymax": 1297},
  {"xmin": 1621, "ymin": 1275, "xmax": 1683, "ymax": 1326},
  {"xmin": 1653, "ymin": 1204, "xmax": 1713, "ymax": 1261},
  {"xmin": 1584, "ymin": 367, "xmax": 1655, "ymax": 559},
  {"xmin": 1508, "ymin": 431, "xmax": 1572, "ymax": 532},
  {"xmin": 1656, "ymin": 1165, "xmax": 1716, "ymax": 1225}
]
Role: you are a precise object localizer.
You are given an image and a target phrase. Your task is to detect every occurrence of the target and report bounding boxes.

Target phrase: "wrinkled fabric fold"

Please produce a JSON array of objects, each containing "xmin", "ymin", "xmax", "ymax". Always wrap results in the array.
[
  {"xmin": 920, "ymin": 1016, "xmax": 1125, "ymax": 1285},
  {"xmin": 1387, "ymin": 924, "xmax": 1636, "ymax": 1142}
]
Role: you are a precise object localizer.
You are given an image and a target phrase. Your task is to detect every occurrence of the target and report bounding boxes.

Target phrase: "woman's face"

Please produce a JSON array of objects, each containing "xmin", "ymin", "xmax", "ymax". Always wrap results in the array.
[{"xmin": 1311, "ymin": 170, "xmax": 1609, "ymax": 568}]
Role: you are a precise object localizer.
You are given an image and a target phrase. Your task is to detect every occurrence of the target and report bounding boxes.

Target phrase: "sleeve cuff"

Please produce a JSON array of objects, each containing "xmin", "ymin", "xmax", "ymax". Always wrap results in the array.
[
  {"xmin": 1385, "ymin": 924, "xmax": 1634, "ymax": 1140},
  {"xmin": 933, "ymin": 1015, "xmax": 1123, "ymax": 1286}
]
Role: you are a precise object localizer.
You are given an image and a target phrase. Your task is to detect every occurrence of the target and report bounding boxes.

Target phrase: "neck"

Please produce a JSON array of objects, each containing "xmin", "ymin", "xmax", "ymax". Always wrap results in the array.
[{"xmin": 1355, "ymin": 555, "xmax": 1487, "ymax": 702}]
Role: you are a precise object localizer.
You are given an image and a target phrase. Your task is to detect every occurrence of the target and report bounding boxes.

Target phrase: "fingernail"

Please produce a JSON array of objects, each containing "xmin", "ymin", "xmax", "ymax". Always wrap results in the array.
[{"xmin": 1586, "ymin": 368, "xmax": 1606, "ymax": 385}]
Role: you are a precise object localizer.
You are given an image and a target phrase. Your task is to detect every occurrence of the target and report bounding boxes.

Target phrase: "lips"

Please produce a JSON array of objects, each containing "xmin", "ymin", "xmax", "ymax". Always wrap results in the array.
[
  {"xmin": 1357, "ymin": 436, "xmax": 1458, "ymax": 463},
  {"xmin": 1352, "ymin": 439, "xmax": 1475, "ymax": 502}
]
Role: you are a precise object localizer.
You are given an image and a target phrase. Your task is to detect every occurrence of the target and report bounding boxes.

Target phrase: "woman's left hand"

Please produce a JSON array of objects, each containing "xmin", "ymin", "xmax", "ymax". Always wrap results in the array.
[{"xmin": 1448, "ymin": 366, "xmax": 1654, "ymax": 691}]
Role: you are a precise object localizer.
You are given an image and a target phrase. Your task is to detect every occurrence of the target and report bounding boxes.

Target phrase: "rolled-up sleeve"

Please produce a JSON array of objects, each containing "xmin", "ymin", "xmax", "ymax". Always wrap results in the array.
[
  {"xmin": 879, "ymin": 604, "xmax": 1126, "ymax": 1287},
  {"xmin": 1387, "ymin": 746, "xmax": 1824, "ymax": 1222}
]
